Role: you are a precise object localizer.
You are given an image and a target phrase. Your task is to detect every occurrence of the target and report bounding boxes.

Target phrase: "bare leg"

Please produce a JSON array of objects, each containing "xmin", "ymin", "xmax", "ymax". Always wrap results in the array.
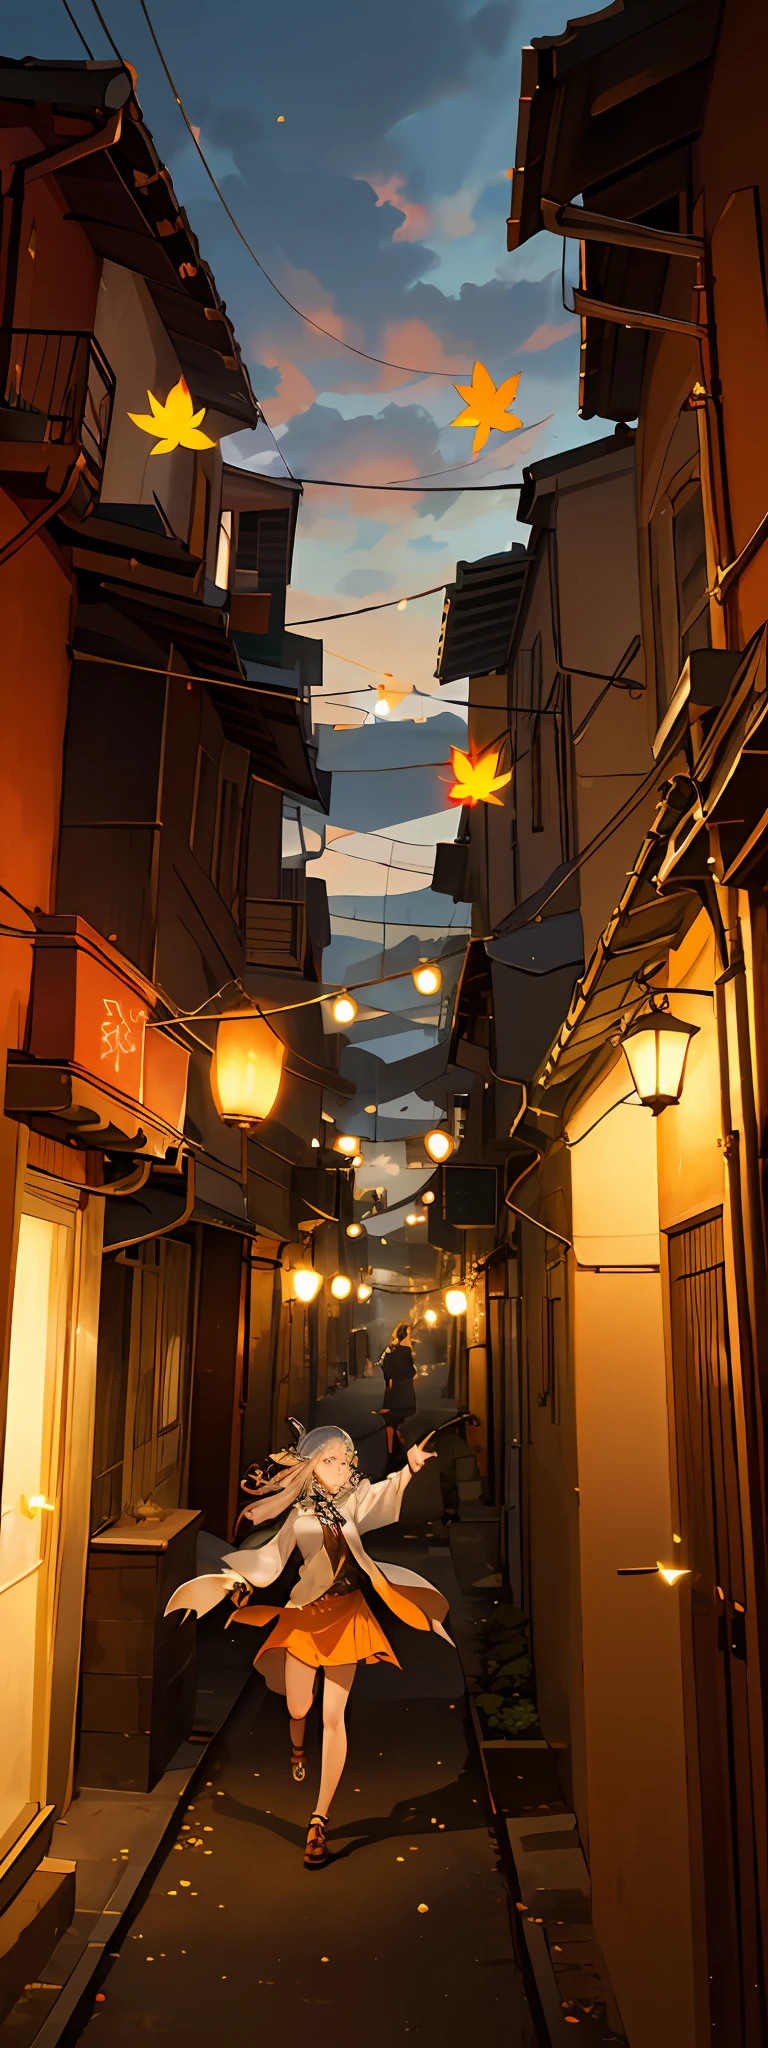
[
  {"xmin": 316, "ymin": 1663, "xmax": 356, "ymax": 1818},
  {"xmin": 284, "ymin": 1650, "xmax": 315, "ymax": 1757}
]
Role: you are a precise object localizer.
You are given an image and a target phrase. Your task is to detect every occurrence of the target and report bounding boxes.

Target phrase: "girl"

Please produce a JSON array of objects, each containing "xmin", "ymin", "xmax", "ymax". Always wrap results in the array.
[{"xmin": 165, "ymin": 1425, "xmax": 450, "ymax": 1870}]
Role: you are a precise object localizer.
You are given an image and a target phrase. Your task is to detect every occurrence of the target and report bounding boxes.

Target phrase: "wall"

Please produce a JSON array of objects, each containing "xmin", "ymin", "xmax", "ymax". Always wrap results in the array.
[
  {"xmin": 568, "ymin": 1067, "xmax": 698, "ymax": 2048},
  {"xmin": 94, "ymin": 261, "xmax": 197, "ymax": 542}
]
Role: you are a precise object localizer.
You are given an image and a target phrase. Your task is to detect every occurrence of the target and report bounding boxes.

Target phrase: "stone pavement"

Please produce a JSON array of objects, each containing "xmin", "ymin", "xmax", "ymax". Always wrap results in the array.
[{"xmin": 71, "ymin": 1521, "xmax": 538, "ymax": 2048}]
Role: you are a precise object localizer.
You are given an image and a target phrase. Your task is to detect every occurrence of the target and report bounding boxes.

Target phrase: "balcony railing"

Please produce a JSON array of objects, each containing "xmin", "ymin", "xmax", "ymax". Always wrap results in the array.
[{"xmin": 0, "ymin": 329, "xmax": 115, "ymax": 488}]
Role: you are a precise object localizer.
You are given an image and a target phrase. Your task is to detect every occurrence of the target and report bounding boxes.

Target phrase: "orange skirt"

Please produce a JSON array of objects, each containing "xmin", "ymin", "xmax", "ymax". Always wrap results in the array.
[{"xmin": 242, "ymin": 1589, "xmax": 401, "ymax": 1671}]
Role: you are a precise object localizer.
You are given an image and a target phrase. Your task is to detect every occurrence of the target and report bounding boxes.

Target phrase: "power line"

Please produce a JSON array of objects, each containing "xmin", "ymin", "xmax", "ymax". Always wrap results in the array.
[
  {"xmin": 289, "ymin": 584, "xmax": 445, "ymax": 625},
  {"xmin": 296, "ymin": 476, "xmax": 524, "ymax": 492},
  {"xmin": 61, "ymin": 0, "xmax": 94, "ymax": 58},
  {"xmin": 134, "ymin": 0, "xmax": 470, "ymax": 382}
]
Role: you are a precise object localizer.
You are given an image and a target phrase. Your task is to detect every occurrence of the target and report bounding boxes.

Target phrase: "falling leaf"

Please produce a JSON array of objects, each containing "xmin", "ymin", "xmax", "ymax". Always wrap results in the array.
[
  {"xmin": 448, "ymin": 745, "xmax": 512, "ymax": 809},
  {"xmin": 128, "ymin": 375, "xmax": 216, "ymax": 455},
  {"xmin": 417, "ymin": 1904, "xmax": 429, "ymax": 1914},
  {"xmin": 450, "ymin": 361, "xmax": 522, "ymax": 454}
]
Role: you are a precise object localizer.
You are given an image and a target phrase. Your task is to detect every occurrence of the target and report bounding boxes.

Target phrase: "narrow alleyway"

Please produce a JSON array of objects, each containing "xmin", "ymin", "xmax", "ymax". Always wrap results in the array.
[{"xmin": 72, "ymin": 1445, "xmax": 536, "ymax": 2046}]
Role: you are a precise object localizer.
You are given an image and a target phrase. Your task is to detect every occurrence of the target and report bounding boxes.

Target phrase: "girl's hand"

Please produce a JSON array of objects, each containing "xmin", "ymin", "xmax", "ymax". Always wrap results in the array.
[{"xmin": 407, "ymin": 1437, "xmax": 437, "ymax": 1474}]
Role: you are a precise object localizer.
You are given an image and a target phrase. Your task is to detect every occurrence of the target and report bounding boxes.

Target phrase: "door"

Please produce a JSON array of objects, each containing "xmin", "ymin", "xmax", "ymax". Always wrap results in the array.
[
  {"xmin": 668, "ymin": 1211, "xmax": 767, "ymax": 2044},
  {"xmin": 0, "ymin": 1189, "xmax": 76, "ymax": 1842},
  {"xmin": 121, "ymin": 1238, "xmax": 192, "ymax": 1514}
]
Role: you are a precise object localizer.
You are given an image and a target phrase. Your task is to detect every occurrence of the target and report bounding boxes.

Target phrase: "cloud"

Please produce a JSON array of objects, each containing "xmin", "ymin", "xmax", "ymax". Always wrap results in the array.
[
  {"xmin": 519, "ymin": 320, "xmax": 575, "ymax": 354},
  {"xmin": 336, "ymin": 568, "xmax": 395, "ymax": 596},
  {"xmin": 408, "ymin": 536, "xmax": 449, "ymax": 553},
  {"xmin": 368, "ymin": 175, "xmax": 432, "ymax": 243},
  {"xmin": 258, "ymin": 354, "xmax": 316, "ymax": 426}
]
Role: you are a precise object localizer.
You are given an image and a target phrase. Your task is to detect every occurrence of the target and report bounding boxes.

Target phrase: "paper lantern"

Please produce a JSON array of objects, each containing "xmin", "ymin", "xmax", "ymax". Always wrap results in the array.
[
  {"xmin": 213, "ymin": 1011, "xmax": 284, "ymax": 1125},
  {"xmin": 620, "ymin": 1008, "xmax": 698, "ymax": 1115},
  {"xmin": 331, "ymin": 1274, "xmax": 352, "ymax": 1300},
  {"xmin": 424, "ymin": 1129, "xmax": 454, "ymax": 1163},
  {"xmin": 292, "ymin": 1267, "xmax": 323, "ymax": 1305},
  {"xmin": 445, "ymin": 1287, "xmax": 467, "ymax": 1316}
]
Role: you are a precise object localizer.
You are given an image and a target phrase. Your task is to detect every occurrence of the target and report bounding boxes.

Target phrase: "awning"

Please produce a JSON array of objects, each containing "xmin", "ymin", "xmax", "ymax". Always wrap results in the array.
[
  {"xmin": 535, "ymin": 792, "xmax": 699, "ymax": 1093},
  {"xmin": 0, "ymin": 58, "xmax": 260, "ymax": 431},
  {"xmin": 505, "ymin": 0, "xmax": 722, "ymax": 422},
  {"xmin": 435, "ymin": 550, "xmax": 529, "ymax": 684}
]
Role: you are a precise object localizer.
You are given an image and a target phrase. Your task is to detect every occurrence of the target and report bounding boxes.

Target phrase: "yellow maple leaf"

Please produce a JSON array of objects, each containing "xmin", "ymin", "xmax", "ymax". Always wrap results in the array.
[
  {"xmin": 450, "ymin": 361, "xmax": 522, "ymax": 455},
  {"xmin": 448, "ymin": 745, "xmax": 513, "ymax": 807},
  {"xmin": 128, "ymin": 374, "xmax": 216, "ymax": 455}
]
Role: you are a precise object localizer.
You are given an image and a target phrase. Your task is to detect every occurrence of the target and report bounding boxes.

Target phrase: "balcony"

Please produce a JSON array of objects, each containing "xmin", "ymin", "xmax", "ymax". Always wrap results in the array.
[{"xmin": 0, "ymin": 329, "xmax": 115, "ymax": 495}]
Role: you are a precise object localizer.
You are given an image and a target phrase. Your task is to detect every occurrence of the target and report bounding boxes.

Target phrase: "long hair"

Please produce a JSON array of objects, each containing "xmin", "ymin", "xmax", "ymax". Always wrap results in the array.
[{"xmin": 238, "ymin": 1426, "xmax": 355, "ymax": 1531}]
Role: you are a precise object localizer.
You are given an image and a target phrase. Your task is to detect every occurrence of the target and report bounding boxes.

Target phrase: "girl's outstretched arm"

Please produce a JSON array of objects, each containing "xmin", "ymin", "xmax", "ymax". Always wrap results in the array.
[{"xmin": 353, "ymin": 1440, "xmax": 436, "ymax": 1533}]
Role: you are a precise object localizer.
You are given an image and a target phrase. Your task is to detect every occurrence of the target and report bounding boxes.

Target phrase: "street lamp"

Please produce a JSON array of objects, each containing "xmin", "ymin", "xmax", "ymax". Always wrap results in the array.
[
  {"xmin": 620, "ymin": 1003, "xmax": 699, "ymax": 1115},
  {"xmin": 445, "ymin": 1286, "xmax": 467, "ymax": 1316},
  {"xmin": 212, "ymin": 1011, "xmax": 285, "ymax": 1126},
  {"xmin": 424, "ymin": 1128, "xmax": 454, "ymax": 1163},
  {"xmin": 330, "ymin": 1274, "xmax": 352, "ymax": 1300}
]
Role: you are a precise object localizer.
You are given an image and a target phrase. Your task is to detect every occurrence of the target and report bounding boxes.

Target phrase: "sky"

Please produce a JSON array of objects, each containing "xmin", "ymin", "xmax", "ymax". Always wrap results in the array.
[{"xmin": 13, "ymin": 0, "xmax": 599, "ymax": 1172}]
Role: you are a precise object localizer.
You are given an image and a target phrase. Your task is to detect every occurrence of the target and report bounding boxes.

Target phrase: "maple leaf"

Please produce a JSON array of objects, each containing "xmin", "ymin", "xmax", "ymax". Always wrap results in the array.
[
  {"xmin": 448, "ymin": 745, "xmax": 513, "ymax": 808},
  {"xmin": 450, "ymin": 361, "xmax": 522, "ymax": 455},
  {"xmin": 128, "ymin": 375, "xmax": 216, "ymax": 455}
]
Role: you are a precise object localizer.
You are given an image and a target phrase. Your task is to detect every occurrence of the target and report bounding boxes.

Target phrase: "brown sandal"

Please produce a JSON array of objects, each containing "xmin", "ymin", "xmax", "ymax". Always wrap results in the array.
[
  {"xmin": 304, "ymin": 1811, "xmax": 329, "ymax": 1869},
  {"xmin": 291, "ymin": 1744, "xmax": 306, "ymax": 1783}
]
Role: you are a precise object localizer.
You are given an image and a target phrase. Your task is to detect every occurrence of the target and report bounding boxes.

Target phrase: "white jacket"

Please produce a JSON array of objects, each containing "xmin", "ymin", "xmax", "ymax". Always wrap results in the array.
[{"xmin": 165, "ymin": 1464, "xmax": 452, "ymax": 1643}]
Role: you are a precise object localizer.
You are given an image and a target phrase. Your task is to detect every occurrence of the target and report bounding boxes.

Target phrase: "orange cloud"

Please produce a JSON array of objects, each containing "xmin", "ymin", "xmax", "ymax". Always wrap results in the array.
[
  {"xmin": 380, "ymin": 319, "xmax": 463, "ymax": 377},
  {"xmin": 368, "ymin": 174, "xmax": 432, "ymax": 243},
  {"xmin": 518, "ymin": 320, "xmax": 574, "ymax": 354},
  {"xmin": 259, "ymin": 352, "xmax": 316, "ymax": 426}
]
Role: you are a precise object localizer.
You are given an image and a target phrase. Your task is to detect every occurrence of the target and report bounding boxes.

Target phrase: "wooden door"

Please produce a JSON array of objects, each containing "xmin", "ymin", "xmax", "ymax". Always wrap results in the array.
[{"xmin": 668, "ymin": 1211, "xmax": 767, "ymax": 2043}]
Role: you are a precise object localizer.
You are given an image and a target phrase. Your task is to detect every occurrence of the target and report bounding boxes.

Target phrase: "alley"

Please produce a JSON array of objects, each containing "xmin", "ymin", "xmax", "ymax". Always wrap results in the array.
[{"xmin": 75, "ymin": 1527, "xmax": 536, "ymax": 2047}]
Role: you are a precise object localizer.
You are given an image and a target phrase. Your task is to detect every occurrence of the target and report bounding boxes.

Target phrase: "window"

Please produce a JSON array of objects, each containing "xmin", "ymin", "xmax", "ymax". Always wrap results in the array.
[
  {"xmin": 215, "ymin": 509, "xmax": 232, "ymax": 590},
  {"xmin": 649, "ymin": 411, "xmax": 711, "ymax": 719},
  {"xmin": 91, "ymin": 1238, "xmax": 192, "ymax": 1522}
]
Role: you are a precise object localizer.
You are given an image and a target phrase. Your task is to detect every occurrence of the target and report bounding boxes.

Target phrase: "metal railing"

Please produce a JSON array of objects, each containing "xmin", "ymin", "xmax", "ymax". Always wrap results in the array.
[{"xmin": 0, "ymin": 329, "xmax": 115, "ymax": 483}]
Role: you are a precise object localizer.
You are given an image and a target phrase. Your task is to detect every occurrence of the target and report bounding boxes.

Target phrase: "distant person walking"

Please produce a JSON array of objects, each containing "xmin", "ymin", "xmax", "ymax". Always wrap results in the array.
[{"xmin": 378, "ymin": 1321, "xmax": 417, "ymax": 1465}]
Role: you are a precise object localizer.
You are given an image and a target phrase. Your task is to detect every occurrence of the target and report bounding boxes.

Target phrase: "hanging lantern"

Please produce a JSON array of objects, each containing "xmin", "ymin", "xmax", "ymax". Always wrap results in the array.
[
  {"xmin": 424, "ymin": 1128, "xmax": 454, "ymax": 1163},
  {"xmin": 620, "ymin": 1005, "xmax": 698, "ymax": 1115},
  {"xmin": 346, "ymin": 1222, "xmax": 363, "ymax": 1239},
  {"xmin": 424, "ymin": 1308, "xmax": 437, "ymax": 1326},
  {"xmin": 357, "ymin": 1281, "xmax": 373, "ymax": 1302},
  {"xmin": 212, "ymin": 1010, "xmax": 284, "ymax": 1126},
  {"xmin": 334, "ymin": 1134, "xmax": 360, "ymax": 1157},
  {"xmin": 412, "ymin": 962, "xmax": 442, "ymax": 996},
  {"xmin": 330, "ymin": 1273, "xmax": 352, "ymax": 1300},
  {"xmin": 332, "ymin": 992, "xmax": 358, "ymax": 1025},
  {"xmin": 445, "ymin": 1287, "xmax": 467, "ymax": 1316},
  {"xmin": 292, "ymin": 1267, "xmax": 323, "ymax": 1305}
]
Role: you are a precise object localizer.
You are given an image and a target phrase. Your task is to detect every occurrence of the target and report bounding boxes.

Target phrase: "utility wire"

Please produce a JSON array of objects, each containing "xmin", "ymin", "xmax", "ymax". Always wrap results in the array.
[
  {"xmin": 134, "ymin": 0, "xmax": 470, "ymax": 380},
  {"xmin": 62, "ymin": 0, "xmax": 95, "ymax": 57},
  {"xmin": 289, "ymin": 585, "xmax": 445, "ymax": 625}
]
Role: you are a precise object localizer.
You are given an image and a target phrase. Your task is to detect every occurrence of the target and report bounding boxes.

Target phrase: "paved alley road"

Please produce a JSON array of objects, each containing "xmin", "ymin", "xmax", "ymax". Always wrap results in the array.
[{"xmin": 76, "ymin": 1532, "xmax": 537, "ymax": 2048}]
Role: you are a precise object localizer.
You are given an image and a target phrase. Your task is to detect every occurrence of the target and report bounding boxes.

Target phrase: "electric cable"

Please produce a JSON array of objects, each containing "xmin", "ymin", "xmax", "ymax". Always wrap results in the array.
[
  {"xmin": 61, "ymin": 0, "xmax": 95, "ymax": 57},
  {"xmin": 134, "ymin": 0, "xmax": 471, "ymax": 380}
]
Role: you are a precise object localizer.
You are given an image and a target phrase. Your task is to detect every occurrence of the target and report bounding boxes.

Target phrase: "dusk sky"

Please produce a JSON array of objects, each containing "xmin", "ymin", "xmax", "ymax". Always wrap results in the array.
[{"xmin": 12, "ymin": 1, "xmax": 602, "ymax": 1183}]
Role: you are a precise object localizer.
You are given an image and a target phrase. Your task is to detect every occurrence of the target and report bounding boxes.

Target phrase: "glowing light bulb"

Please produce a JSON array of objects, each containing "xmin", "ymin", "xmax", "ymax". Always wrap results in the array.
[
  {"xmin": 364, "ymin": 1104, "xmax": 376, "ymax": 1115},
  {"xmin": 351, "ymin": 1152, "xmax": 364, "ymax": 1169},
  {"xmin": 330, "ymin": 1274, "xmax": 352, "ymax": 1300},
  {"xmin": 346, "ymin": 1222, "xmax": 363, "ymax": 1239},
  {"xmin": 332, "ymin": 992, "xmax": 358, "ymax": 1026},
  {"xmin": 357, "ymin": 1281, "xmax": 373, "ymax": 1302},
  {"xmin": 412, "ymin": 962, "xmax": 442, "ymax": 997},
  {"xmin": 424, "ymin": 1128, "xmax": 454, "ymax": 1163},
  {"xmin": 292, "ymin": 1268, "xmax": 323, "ymax": 1304},
  {"xmin": 445, "ymin": 1287, "xmax": 467, "ymax": 1316},
  {"xmin": 406, "ymin": 1213, "xmax": 418, "ymax": 1226},
  {"xmin": 334, "ymin": 1134, "xmax": 360, "ymax": 1157},
  {"xmin": 422, "ymin": 1190, "xmax": 435, "ymax": 1205},
  {"xmin": 657, "ymin": 1562, "xmax": 691, "ymax": 1587},
  {"xmin": 424, "ymin": 1309, "xmax": 437, "ymax": 1326},
  {"xmin": 375, "ymin": 689, "xmax": 391, "ymax": 717}
]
